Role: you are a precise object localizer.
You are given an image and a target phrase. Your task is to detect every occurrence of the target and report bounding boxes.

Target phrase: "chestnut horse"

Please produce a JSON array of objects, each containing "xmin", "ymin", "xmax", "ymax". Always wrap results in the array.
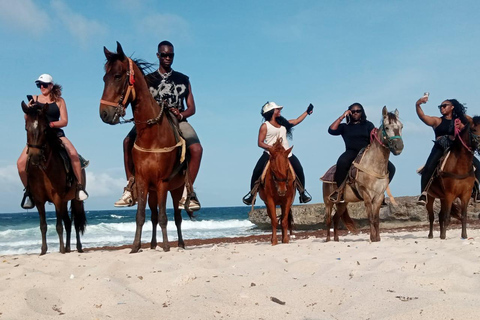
[
  {"xmin": 258, "ymin": 139, "xmax": 295, "ymax": 245},
  {"xmin": 21, "ymin": 102, "xmax": 87, "ymax": 255},
  {"xmin": 99, "ymin": 42, "xmax": 189, "ymax": 252},
  {"xmin": 426, "ymin": 116, "xmax": 480, "ymax": 239},
  {"xmin": 323, "ymin": 106, "xmax": 404, "ymax": 242}
]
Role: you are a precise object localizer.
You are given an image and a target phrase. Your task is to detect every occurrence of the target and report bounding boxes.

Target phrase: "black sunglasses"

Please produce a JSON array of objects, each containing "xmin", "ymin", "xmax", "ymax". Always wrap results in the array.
[
  {"xmin": 350, "ymin": 109, "xmax": 362, "ymax": 114},
  {"xmin": 36, "ymin": 82, "xmax": 50, "ymax": 89},
  {"xmin": 438, "ymin": 104, "xmax": 452, "ymax": 110},
  {"xmin": 159, "ymin": 52, "xmax": 174, "ymax": 59}
]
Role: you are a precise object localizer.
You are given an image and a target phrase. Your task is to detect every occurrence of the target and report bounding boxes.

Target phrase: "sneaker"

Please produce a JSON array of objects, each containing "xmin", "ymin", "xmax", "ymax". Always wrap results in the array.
[
  {"xmin": 417, "ymin": 193, "xmax": 427, "ymax": 206},
  {"xmin": 329, "ymin": 190, "xmax": 344, "ymax": 203},
  {"xmin": 299, "ymin": 191, "xmax": 312, "ymax": 204},
  {"xmin": 21, "ymin": 191, "xmax": 35, "ymax": 209},
  {"xmin": 178, "ymin": 197, "xmax": 186, "ymax": 210},
  {"xmin": 76, "ymin": 185, "xmax": 89, "ymax": 201},
  {"xmin": 114, "ymin": 189, "xmax": 134, "ymax": 207},
  {"xmin": 242, "ymin": 193, "xmax": 255, "ymax": 205},
  {"xmin": 185, "ymin": 193, "xmax": 201, "ymax": 211}
]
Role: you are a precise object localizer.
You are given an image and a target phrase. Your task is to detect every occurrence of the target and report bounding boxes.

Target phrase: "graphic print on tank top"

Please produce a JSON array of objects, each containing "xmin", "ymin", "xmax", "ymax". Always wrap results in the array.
[{"xmin": 146, "ymin": 70, "xmax": 190, "ymax": 112}]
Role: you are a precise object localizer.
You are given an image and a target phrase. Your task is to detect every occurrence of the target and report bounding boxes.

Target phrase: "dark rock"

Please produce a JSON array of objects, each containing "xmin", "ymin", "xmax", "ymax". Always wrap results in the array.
[{"xmin": 248, "ymin": 196, "xmax": 480, "ymax": 230}]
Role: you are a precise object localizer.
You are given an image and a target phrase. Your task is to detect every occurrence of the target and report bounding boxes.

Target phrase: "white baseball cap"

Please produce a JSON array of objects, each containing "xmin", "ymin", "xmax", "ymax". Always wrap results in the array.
[
  {"xmin": 35, "ymin": 74, "xmax": 53, "ymax": 84},
  {"xmin": 262, "ymin": 101, "xmax": 283, "ymax": 114}
]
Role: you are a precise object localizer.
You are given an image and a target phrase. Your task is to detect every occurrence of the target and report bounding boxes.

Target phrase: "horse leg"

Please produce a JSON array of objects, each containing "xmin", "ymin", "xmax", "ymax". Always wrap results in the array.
[
  {"xmin": 372, "ymin": 197, "xmax": 382, "ymax": 242},
  {"xmin": 55, "ymin": 202, "xmax": 68, "ymax": 253},
  {"xmin": 280, "ymin": 198, "xmax": 294, "ymax": 244},
  {"xmin": 439, "ymin": 197, "xmax": 453, "ymax": 240},
  {"xmin": 148, "ymin": 193, "xmax": 158, "ymax": 249},
  {"xmin": 71, "ymin": 199, "xmax": 86, "ymax": 253},
  {"xmin": 426, "ymin": 195, "xmax": 435, "ymax": 239},
  {"xmin": 266, "ymin": 199, "xmax": 278, "ymax": 245},
  {"xmin": 325, "ymin": 201, "xmax": 333, "ymax": 242},
  {"xmin": 459, "ymin": 193, "xmax": 470, "ymax": 239},
  {"xmin": 63, "ymin": 203, "xmax": 73, "ymax": 253},
  {"xmin": 363, "ymin": 194, "xmax": 378, "ymax": 242},
  {"xmin": 131, "ymin": 183, "xmax": 147, "ymax": 254},
  {"xmin": 171, "ymin": 186, "xmax": 185, "ymax": 249},
  {"xmin": 333, "ymin": 204, "xmax": 347, "ymax": 242},
  {"xmin": 37, "ymin": 202, "xmax": 48, "ymax": 255},
  {"xmin": 157, "ymin": 185, "xmax": 170, "ymax": 252}
]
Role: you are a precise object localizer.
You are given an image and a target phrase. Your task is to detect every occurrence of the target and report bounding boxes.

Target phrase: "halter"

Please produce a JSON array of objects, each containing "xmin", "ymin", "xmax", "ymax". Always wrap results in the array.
[
  {"xmin": 372, "ymin": 120, "xmax": 403, "ymax": 151},
  {"xmin": 99, "ymin": 57, "xmax": 136, "ymax": 123}
]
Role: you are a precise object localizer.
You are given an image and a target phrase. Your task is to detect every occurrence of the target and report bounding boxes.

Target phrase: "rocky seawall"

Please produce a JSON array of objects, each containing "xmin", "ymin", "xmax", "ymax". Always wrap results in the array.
[{"xmin": 248, "ymin": 196, "xmax": 480, "ymax": 230}]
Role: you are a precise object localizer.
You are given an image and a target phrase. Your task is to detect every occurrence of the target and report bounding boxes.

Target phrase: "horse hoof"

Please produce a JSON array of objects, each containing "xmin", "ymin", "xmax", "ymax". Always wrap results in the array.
[
  {"xmin": 428, "ymin": 234, "xmax": 433, "ymax": 239},
  {"xmin": 163, "ymin": 246, "xmax": 170, "ymax": 252},
  {"xmin": 77, "ymin": 248, "xmax": 84, "ymax": 253}
]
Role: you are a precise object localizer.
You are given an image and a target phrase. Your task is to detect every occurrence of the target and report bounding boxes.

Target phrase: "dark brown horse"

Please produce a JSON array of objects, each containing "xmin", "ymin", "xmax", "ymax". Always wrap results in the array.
[
  {"xmin": 99, "ymin": 42, "xmax": 189, "ymax": 252},
  {"xmin": 258, "ymin": 139, "xmax": 295, "ymax": 245},
  {"xmin": 22, "ymin": 102, "xmax": 87, "ymax": 255},
  {"xmin": 323, "ymin": 107, "xmax": 404, "ymax": 242},
  {"xmin": 426, "ymin": 116, "xmax": 480, "ymax": 239}
]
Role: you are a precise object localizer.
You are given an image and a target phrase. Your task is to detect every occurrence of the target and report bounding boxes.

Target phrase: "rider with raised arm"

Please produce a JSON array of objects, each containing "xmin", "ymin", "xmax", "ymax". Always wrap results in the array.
[
  {"xmin": 115, "ymin": 41, "xmax": 202, "ymax": 211},
  {"xmin": 328, "ymin": 103, "xmax": 395, "ymax": 203}
]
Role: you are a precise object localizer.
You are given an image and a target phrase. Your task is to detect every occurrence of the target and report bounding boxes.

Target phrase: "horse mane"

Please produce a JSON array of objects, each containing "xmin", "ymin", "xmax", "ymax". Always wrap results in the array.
[
  {"xmin": 270, "ymin": 139, "xmax": 285, "ymax": 155},
  {"xmin": 104, "ymin": 53, "xmax": 155, "ymax": 76}
]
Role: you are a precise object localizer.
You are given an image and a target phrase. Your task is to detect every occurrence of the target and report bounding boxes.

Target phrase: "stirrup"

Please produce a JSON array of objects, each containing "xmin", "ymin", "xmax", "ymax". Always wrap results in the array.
[
  {"xmin": 329, "ymin": 190, "xmax": 344, "ymax": 203},
  {"xmin": 21, "ymin": 189, "xmax": 35, "ymax": 209},
  {"xmin": 242, "ymin": 192, "xmax": 255, "ymax": 205},
  {"xmin": 299, "ymin": 190, "xmax": 312, "ymax": 203},
  {"xmin": 184, "ymin": 192, "xmax": 201, "ymax": 212},
  {"xmin": 416, "ymin": 192, "xmax": 427, "ymax": 206}
]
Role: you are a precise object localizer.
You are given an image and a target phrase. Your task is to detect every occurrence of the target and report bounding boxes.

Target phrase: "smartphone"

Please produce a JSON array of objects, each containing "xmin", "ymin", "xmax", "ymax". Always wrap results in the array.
[
  {"xmin": 26, "ymin": 95, "xmax": 33, "ymax": 102},
  {"xmin": 345, "ymin": 115, "xmax": 351, "ymax": 124},
  {"xmin": 423, "ymin": 92, "xmax": 429, "ymax": 98}
]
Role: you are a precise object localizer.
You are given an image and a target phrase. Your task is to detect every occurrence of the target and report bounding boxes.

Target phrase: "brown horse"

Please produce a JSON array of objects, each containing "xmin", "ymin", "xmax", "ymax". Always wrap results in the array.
[
  {"xmin": 21, "ymin": 102, "xmax": 87, "ymax": 255},
  {"xmin": 99, "ymin": 42, "xmax": 189, "ymax": 252},
  {"xmin": 323, "ymin": 106, "xmax": 404, "ymax": 242},
  {"xmin": 258, "ymin": 139, "xmax": 295, "ymax": 245},
  {"xmin": 425, "ymin": 116, "xmax": 480, "ymax": 239}
]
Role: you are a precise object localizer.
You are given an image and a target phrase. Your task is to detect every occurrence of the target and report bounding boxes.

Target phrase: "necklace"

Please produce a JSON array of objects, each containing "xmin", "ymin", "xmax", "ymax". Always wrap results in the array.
[{"xmin": 158, "ymin": 68, "xmax": 173, "ymax": 79}]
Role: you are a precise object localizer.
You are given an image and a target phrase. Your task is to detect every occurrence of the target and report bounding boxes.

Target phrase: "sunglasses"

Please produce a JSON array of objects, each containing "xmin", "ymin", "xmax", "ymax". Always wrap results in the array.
[
  {"xmin": 350, "ymin": 109, "xmax": 362, "ymax": 114},
  {"xmin": 159, "ymin": 53, "xmax": 174, "ymax": 59},
  {"xmin": 36, "ymin": 82, "xmax": 50, "ymax": 89},
  {"xmin": 438, "ymin": 104, "xmax": 452, "ymax": 110}
]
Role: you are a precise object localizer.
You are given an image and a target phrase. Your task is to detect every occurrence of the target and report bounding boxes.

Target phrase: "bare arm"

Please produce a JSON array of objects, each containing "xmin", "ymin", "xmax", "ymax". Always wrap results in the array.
[
  {"xmin": 329, "ymin": 110, "xmax": 350, "ymax": 130},
  {"xmin": 50, "ymin": 98, "xmax": 68, "ymax": 128},
  {"xmin": 416, "ymin": 96, "xmax": 440, "ymax": 128},
  {"xmin": 257, "ymin": 123, "xmax": 271, "ymax": 151},
  {"xmin": 171, "ymin": 82, "xmax": 196, "ymax": 121},
  {"xmin": 288, "ymin": 111, "xmax": 309, "ymax": 126}
]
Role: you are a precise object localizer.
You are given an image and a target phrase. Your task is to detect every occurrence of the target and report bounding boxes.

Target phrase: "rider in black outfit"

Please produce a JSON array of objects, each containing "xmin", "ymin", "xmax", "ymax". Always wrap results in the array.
[{"xmin": 328, "ymin": 103, "xmax": 395, "ymax": 203}]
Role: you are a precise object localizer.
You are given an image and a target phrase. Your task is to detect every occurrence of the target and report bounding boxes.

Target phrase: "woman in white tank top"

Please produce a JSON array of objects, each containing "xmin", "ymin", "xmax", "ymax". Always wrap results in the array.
[{"xmin": 243, "ymin": 101, "xmax": 314, "ymax": 205}]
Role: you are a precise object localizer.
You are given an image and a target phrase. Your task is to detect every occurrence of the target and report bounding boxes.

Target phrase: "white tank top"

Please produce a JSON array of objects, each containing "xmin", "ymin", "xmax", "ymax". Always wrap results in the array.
[{"xmin": 264, "ymin": 121, "xmax": 292, "ymax": 157}]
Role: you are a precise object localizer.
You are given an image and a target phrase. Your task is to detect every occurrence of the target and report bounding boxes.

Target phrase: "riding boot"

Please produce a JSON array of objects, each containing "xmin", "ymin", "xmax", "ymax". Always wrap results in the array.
[
  {"xmin": 295, "ymin": 178, "xmax": 312, "ymax": 203},
  {"xmin": 21, "ymin": 188, "xmax": 35, "ymax": 209},
  {"xmin": 76, "ymin": 184, "xmax": 89, "ymax": 201},
  {"xmin": 243, "ymin": 179, "xmax": 261, "ymax": 206}
]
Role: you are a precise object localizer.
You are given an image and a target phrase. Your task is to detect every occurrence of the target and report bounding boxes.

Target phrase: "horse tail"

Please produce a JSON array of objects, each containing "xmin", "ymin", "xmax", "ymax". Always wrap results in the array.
[
  {"xmin": 71, "ymin": 200, "xmax": 87, "ymax": 235},
  {"xmin": 341, "ymin": 207, "xmax": 358, "ymax": 234},
  {"xmin": 288, "ymin": 208, "xmax": 294, "ymax": 234}
]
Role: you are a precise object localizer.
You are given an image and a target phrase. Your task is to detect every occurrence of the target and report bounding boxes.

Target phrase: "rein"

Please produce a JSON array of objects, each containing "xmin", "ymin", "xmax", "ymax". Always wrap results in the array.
[{"xmin": 454, "ymin": 119, "xmax": 473, "ymax": 153}]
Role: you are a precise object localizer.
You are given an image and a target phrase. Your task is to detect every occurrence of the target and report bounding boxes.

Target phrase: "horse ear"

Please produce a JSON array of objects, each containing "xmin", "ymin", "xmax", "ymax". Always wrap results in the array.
[
  {"xmin": 104, "ymin": 46, "xmax": 114, "ymax": 60},
  {"xmin": 382, "ymin": 106, "xmax": 388, "ymax": 117},
  {"xmin": 116, "ymin": 41, "xmax": 125, "ymax": 59},
  {"xmin": 286, "ymin": 146, "xmax": 293, "ymax": 155},
  {"xmin": 394, "ymin": 108, "xmax": 399, "ymax": 118},
  {"xmin": 21, "ymin": 101, "xmax": 29, "ymax": 114}
]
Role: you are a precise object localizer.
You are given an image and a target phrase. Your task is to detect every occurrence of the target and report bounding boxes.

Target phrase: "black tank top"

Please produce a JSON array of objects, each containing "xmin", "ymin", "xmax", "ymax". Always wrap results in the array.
[
  {"xmin": 36, "ymin": 101, "xmax": 60, "ymax": 123},
  {"xmin": 434, "ymin": 117, "xmax": 454, "ymax": 138}
]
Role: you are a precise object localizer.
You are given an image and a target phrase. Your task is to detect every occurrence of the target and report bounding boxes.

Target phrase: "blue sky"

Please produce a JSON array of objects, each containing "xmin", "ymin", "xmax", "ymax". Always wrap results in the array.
[{"xmin": 1, "ymin": 0, "xmax": 479, "ymax": 213}]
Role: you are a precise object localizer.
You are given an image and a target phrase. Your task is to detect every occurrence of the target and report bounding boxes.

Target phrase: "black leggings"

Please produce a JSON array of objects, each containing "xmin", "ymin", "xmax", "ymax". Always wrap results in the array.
[
  {"xmin": 334, "ymin": 149, "xmax": 395, "ymax": 187},
  {"xmin": 250, "ymin": 152, "xmax": 306, "ymax": 190}
]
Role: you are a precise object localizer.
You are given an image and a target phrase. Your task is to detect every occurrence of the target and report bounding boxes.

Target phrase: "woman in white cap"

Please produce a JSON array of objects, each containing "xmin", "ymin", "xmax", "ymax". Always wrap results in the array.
[
  {"xmin": 242, "ymin": 101, "xmax": 313, "ymax": 205},
  {"xmin": 17, "ymin": 74, "xmax": 88, "ymax": 209}
]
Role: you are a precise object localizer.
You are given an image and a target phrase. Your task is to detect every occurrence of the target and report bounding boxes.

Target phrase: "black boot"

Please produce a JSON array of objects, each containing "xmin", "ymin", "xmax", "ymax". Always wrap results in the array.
[
  {"xmin": 242, "ymin": 193, "xmax": 255, "ymax": 205},
  {"xmin": 299, "ymin": 190, "xmax": 312, "ymax": 203},
  {"xmin": 417, "ymin": 192, "xmax": 427, "ymax": 206}
]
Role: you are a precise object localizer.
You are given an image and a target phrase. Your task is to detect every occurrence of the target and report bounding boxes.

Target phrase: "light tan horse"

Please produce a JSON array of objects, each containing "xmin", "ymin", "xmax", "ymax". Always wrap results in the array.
[{"xmin": 323, "ymin": 106, "xmax": 404, "ymax": 242}]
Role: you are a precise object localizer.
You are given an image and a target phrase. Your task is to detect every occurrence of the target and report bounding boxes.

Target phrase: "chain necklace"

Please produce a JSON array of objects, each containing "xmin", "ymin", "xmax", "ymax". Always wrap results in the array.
[{"xmin": 158, "ymin": 68, "xmax": 173, "ymax": 79}]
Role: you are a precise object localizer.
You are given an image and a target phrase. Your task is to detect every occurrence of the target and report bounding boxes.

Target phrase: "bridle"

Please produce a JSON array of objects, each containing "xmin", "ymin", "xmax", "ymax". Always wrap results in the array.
[
  {"xmin": 100, "ymin": 57, "xmax": 136, "ymax": 123},
  {"xmin": 371, "ymin": 116, "xmax": 403, "ymax": 152},
  {"xmin": 270, "ymin": 162, "xmax": 291, "ymax": 196}
]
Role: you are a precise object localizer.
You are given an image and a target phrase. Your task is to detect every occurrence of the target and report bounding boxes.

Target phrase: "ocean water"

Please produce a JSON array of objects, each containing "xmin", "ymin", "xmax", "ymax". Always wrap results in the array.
[{"xmin": 0, "ymin": 206, "xmax": 267, "ymax": 255}]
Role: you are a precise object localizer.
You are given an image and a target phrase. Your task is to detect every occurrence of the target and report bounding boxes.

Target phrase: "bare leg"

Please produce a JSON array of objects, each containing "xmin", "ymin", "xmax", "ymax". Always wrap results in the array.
[
  {"xmin": 188, "ymin": 143, "xmax": 203, "ymax": 184},
  {"xmin": 123, "ymin": 135, "xmax": 135, "ymax": 180},
  {"xmin": 17, "ymin": 146, "xmax": 28, "ymax": 187},
  {"xmin": 60, "ymin": 137, "xmax": 83, "ymax": 185}
]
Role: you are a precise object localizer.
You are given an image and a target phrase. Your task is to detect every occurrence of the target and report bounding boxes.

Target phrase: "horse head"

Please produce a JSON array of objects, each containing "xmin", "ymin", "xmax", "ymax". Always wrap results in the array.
[
  {"xmin": 269, "ymin": 139, "xmax": 293, "ymax": 197},
  {"xmin": 99, "ymin": 42, "xmax": 135, "ymax": 124},
  {"xmin": 381, "ymin": 106, "xmax": 404, "ymax": 156},
  {"xmin": 464, "ymin": 116, "xmax": 480, "ymax": 153},
  {"xmin": 22, "ymin": 101, "xmax": 50, "ymax": 166}
]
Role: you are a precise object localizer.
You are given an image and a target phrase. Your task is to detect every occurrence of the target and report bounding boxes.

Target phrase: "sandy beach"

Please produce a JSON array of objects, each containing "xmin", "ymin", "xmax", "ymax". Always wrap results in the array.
[{"xmin": 1, "ymin": 224, "xmax": 480, "ymax": 320}]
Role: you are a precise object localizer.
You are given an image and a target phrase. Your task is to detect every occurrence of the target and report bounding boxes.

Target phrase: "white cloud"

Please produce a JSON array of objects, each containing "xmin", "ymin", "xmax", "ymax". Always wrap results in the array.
[
  {"xmin": 0, "ymin": 0, "xmax": 50, "ymax": 36},
  {"xmin": 0, "ymin": 165, "xmax": 22, "ymax": 192},
  {"xmin": 85, "ymin": 171, "xmax": 127, "ymax": 197},
  {"xmin": 137, "ymin": 13, "xmax": 190, "ymax": 41},
  {"xmin": 50, "ymin": 0, "xmax": 107, "ymax": 48}
]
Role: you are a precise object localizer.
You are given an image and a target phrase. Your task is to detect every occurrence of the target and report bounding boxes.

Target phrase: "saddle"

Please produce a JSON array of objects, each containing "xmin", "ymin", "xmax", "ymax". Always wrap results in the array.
[{"xmin": 320, "ymin": 147, "xmax": 368, "ymax": 184}]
